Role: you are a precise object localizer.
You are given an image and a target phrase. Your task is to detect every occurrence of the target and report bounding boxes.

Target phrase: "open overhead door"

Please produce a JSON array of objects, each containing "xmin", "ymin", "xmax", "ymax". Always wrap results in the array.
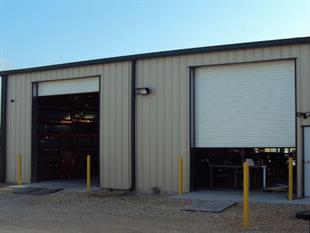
[{"xmin": 194, "ymin": 60, "xmax": 295, "ymax": 148}]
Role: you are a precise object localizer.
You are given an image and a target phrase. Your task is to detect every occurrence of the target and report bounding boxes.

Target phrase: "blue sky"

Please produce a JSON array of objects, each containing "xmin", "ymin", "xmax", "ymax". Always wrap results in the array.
[{"xmin": 0, "ymin": 0, "xmax": 309, "ymax": 71}]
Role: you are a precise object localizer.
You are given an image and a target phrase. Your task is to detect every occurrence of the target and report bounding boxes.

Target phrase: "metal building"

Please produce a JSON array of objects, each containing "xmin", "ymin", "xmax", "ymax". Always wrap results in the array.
[{"xmin": 0, "ymin": 37, "xmax": 309, "ymax": 197}]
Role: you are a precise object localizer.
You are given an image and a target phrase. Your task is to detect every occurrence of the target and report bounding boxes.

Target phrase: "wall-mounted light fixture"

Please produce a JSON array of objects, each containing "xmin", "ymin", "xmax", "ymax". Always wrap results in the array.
[
  {"xmin": 136, "ymin": 87, "xmax": 151, "ymax": 96},
  {"xmin": 296, "ymin": 112, "xmax": 310, "ymax": 119}
]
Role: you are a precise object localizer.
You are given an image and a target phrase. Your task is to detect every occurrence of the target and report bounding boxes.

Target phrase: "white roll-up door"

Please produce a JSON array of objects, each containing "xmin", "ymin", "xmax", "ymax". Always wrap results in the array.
[
  {"xmin": 194, "ymin": 60, "xmax": 295, "ymax": 148},
  {"xmin": 38, "ymin": 77, "xmax": 99, "ymax": 96}
]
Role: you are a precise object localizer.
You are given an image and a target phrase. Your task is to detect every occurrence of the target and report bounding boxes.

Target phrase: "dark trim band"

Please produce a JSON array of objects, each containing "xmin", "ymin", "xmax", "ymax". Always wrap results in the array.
[
  {"xmin": 130, "ymin": 60, "xmax": 136, "ymax": 191},
  {"xmin": 31, "ymin": 82, "xmax": 38, "ymax": 182}
]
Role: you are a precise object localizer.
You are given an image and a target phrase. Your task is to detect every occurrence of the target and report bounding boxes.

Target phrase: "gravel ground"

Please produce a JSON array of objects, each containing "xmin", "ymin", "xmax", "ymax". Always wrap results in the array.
[{"xmin": 0, "ymin": 190, "xmax": 309, "ymax": 233}]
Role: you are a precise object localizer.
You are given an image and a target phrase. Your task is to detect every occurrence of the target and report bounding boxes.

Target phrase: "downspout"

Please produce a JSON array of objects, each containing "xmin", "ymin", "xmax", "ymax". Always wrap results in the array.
[
  {"xmin": 130, "ymin": 60, "xmax": 136, "ymax": 191},
  {"xmin": 0, "ymin": 75, "xmax": 7, "ymax": 182}
]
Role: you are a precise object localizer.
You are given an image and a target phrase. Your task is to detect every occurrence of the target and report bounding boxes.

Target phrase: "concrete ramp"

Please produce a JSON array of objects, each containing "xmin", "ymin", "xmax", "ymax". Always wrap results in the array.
[
  {"xmin": 173, "ymin": 190, "xmax": 310, "ymax": 205},
  {"xmin": 12, "ymin": 187, "xmax": 44, "ymax": 194},
  {"xmin": 12, "ymin": 187, "xmax": 63, "ymax": 195},
  {"xmin": 182, "ymin": 200, "xmax": 236, "ymax": 213}
]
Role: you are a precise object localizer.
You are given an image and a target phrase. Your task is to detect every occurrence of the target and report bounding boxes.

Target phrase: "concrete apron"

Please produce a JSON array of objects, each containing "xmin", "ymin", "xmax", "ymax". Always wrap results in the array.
[
  {"xmin": 172, "ymin": 190, "xmax": 310, "ymax": 205},
  {"xmin": 8, "ymin": 179, "xmax": 101, "ymax": 193}
]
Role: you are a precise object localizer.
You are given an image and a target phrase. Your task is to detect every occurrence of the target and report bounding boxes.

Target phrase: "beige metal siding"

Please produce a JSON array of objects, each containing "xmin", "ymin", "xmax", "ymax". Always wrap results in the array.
[
  {"xmin": 136, "ymin": 56, "xmax": 190, "ymax": 193},
  {"xmin": 5, "ymin": 43, "xmax": 310, "ymax": 196},
  {"xmin": 136, "ymin": 44, "xmax": 310, "ymax": 195},
  {"xmin": 101, "ymin": 62, "xmax": 132, "ymax": 189},
  {"xmin": 6, "ymin": 62, "xmax": 132, "ymax": 190}
]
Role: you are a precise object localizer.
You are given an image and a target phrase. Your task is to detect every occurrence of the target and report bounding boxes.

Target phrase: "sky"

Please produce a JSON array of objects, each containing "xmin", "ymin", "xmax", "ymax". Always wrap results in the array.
[{"xmin": 0, "ymin": 0, "xmax": 309, "ymax": 71}]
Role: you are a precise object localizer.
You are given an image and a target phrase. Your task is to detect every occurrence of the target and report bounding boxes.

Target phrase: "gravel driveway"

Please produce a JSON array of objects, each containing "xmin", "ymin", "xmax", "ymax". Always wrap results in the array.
[{"xmin": 0, "ymin": 190, "xmax": 308, "ymax": 233}]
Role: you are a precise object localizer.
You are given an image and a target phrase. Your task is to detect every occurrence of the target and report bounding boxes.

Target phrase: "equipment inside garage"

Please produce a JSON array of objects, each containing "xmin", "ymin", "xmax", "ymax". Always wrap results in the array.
[
  {"xmin": 191, "ymin": 147, "xmax": 296, "ymax": 190},
  {"xmin": 34, "ymin": 77, "xmax": 99, "ymax": 182},
  {"xmin": 191, "ymin": 60, "xmax": 296, "ymax": 191}
]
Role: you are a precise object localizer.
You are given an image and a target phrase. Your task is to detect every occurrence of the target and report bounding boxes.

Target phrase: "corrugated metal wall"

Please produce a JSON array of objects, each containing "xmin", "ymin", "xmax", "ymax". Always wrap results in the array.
[
  {"xmin": 6, "ymin": 62, "xmax": 132, "ymax": 190},
  {"xmin": 135, "ymin": 44, "xmax": 310, "ymax": 195},
  {"xmin": 5, "ymin": 43, "xmax": 310, "ymax": 196}
]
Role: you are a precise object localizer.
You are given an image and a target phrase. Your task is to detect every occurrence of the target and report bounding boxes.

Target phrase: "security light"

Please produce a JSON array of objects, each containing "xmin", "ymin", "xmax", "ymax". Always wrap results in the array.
[
  {"xmin": 136, "ymin": 87, "xmax": 151, "ymax": 95},
  {"xmin": 296, "ymin": 112, "xmax": 310, "ymax": 119}
]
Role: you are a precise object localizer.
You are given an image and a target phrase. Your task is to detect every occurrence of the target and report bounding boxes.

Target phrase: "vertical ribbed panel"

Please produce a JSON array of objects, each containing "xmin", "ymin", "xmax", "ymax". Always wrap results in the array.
[
  {"xmin": 136, "ymin": 44, "xmax": 310, "ymax": 193},
  {"xmin": 5, "ymin": 43, "xmax": 310, "ymax": 195},
  {"xmin": 136, "ymin": 56, "xmax": 190, "ymax": 192},
  {"xmin": 101, "ymin": 62, "xmax": 131, "ymax": 189},
  {"xmin": 6, "ymin": 62, "xmax": 132, "ymax": 190}
]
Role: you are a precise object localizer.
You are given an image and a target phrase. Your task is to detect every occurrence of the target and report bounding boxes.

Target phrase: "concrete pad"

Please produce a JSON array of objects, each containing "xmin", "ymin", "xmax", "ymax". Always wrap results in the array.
[
  {"xmin": 8, "ymin": 179, "xmax": 101, "ymax": 193},
  {"xmin": 30, "ymin": 188, "xmax": 64, "ymax": 195},
  {"xmin": 182, "ymin": 200, "xmax": 236, "ymax": 213},
  {"xmin": 12, "ymin": 187, "xmax": 44, "ymax": 194},
  {"xmin": 172, "ymin": 190, "xmax": 310, "ymax": 205}
]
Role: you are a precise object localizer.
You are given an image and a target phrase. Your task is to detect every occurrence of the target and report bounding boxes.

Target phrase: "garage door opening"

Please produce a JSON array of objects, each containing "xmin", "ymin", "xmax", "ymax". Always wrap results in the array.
[
  {"xmin": 32, "ymin": 77, "xmax": 100, "ymax": 184},
  {"xmin": 190, "ymin": 60, "xmax": 296, "ymax": 191},
  {"xmin": 34, "ymin": 92, "xmax": 99, "ymax": 182},
  {"xmin": 191, "ymin": 147, "xmax": 296, "ymax": 191}
]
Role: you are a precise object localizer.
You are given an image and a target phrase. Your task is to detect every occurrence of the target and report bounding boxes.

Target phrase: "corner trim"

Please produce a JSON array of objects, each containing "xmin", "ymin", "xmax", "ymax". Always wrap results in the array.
[{"xmin": 0, "ymin": 75, "xmax": 7, "ymax": 182}]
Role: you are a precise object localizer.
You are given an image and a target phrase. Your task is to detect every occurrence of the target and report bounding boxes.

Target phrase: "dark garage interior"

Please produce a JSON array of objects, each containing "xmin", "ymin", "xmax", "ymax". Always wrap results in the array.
[
  {"xmin": 35, "ymin": 92, "xmax": 99, "ymax": 182},
  {"xmin": 191, "ymin": 147, "xmax": 296, "ymax": 191}
]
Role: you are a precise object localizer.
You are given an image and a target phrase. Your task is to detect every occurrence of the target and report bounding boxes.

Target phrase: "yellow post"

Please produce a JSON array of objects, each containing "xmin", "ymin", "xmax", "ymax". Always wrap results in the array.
[
  {"xmin": 178, "ymin": 156, "xmax": 183, "ymax": 195},
  {"xmin": 86, "ymin": 155, "xmax": 91, "ymax": 192},
  {"xmin": 243, "ymin": 161, "xmax": 249, "ymax": 227},
  {"xmin": 288, "ymin": 157, "xmax": 293, "ymax": 200},
  {"xmin": 17, "ymin": 154, "xmax": 22, "ymax": 186}
]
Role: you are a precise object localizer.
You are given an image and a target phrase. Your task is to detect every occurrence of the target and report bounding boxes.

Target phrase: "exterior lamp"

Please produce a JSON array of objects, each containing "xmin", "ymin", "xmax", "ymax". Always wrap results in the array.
[
  {"xmin": 296, "ymin": 112, "xmax": 310, "ymax": 119},
  {"xmin": 136, "ymin": 87, "xmax": 151, "ymax": 95}
]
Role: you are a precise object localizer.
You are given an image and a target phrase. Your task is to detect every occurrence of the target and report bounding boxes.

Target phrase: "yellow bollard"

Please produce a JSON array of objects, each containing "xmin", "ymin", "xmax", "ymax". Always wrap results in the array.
[
  {"xmin": 17, "ymin": 154, "xmax": 22, "ymax": 186},
  {"xmin": 243, "ymin": 161, "xmax": 249, "ymax": 227},
  {"xmin": 86, "ymin": 155, "xmax": 91, "ymax": 192},
  {"xmin": 288, "ymin": 157, "xmax": 293, "ymax": 200},
  {"xmin": 178, "ymin": 156, "xmax": 183, "ymax": 195}
]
